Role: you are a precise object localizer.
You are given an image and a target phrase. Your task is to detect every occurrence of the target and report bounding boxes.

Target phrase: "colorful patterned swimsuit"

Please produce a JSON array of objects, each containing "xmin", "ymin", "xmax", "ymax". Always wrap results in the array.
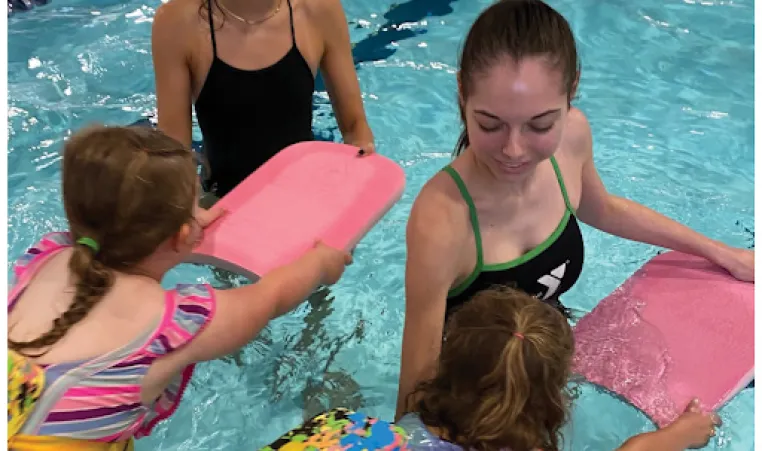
[
  {"xmin": 259, "ymin": 408, "xmax": 464, "ymax": 451},
  {"xmin": 7, "ymin": 232, "xmax": 217, "ymax": 450}
]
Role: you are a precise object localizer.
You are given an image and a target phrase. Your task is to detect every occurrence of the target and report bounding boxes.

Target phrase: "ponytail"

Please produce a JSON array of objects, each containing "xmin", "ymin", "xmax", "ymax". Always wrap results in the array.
[
  {"xmin": 469, "ymin": 333, "xmax": 531, "ymax": 443},
  {"xmin": 8, "ymin": 241, "xmax": 114, "ymax": 357},
  {"xmin": 412, "ymin": 287, "xmax": 573, "ymax": 451},
  {"xmin": 9, "ymin": 124, "xmax": 199, "ymax": 357}
]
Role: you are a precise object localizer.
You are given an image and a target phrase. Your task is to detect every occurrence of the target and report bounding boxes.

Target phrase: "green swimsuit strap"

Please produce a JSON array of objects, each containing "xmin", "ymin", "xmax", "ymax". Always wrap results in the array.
[
  {"xmin": 549, "ymin": 156, "xmax": 575, "ymax": 213},
  {"xmin": 442, "ymin": 165, "xmax": 484, "ymax": 268}
]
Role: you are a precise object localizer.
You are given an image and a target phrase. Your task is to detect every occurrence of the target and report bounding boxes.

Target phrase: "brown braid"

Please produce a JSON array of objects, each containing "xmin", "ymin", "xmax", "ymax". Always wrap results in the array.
[
  {"xmin": 9, "ymin": 124, "xmax": 197, "ymax": 357},
  {"xmin": 8, "ymin": 244, "xmax": 113, "ymax": 357}
]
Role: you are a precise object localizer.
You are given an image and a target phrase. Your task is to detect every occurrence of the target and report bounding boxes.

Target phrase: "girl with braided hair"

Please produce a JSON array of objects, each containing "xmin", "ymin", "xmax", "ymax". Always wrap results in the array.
[{"xmin": 7, "ymin": 124, "xmax": 351, "ymax": 450}]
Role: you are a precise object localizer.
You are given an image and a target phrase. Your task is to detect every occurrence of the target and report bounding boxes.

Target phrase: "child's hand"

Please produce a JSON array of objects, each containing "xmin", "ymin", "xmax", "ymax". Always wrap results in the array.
[
  {"xmin": 196, "ymin": 206, "xmax": 227, "ymax": 228},
  {"xmin": 312, "ymin": 241, "xmax": 352, "ymax": 285},
  {"xmin": 665, "ymin": 399, "xmax": 721, "ymax": 449}
]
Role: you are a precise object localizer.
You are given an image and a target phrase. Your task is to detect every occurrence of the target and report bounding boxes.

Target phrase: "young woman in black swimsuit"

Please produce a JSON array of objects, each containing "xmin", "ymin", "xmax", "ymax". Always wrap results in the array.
[
  {"xmin": 151, "ymin": 0, "xmax": 374, "ymax": 414},
  {"xmin": 151, "ymin": 0, "xmax": 374, "ymax": 200},
  {"xmin": 397, "ymin": 0, "xmax": 754, "ymax": 418}
]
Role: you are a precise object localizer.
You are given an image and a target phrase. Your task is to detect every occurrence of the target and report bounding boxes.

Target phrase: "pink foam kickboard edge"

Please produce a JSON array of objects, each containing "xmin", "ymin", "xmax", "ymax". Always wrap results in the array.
[
  {"xmin": 185, "ymin": 141, "xmax": 406, "ymax": 281},
  {"xmin": 571, "ymin": 251, "xmax": 754, "ymax": 427}
]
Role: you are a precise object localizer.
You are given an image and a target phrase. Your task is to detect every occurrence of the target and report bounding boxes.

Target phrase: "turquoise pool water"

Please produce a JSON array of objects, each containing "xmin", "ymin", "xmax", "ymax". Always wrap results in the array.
[{"xmin": 8, "ymin": 0, "xmax": 754, "ymax": 449}]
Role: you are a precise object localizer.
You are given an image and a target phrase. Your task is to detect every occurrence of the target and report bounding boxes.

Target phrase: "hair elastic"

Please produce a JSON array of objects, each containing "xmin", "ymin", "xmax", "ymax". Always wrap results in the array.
[
  {"xmin": 76, "ymin": 237, "xmax": 100, "ymax": 253},
  {"xmin": 513, "ymin": 332, "xmax": 524, "ymax": 340}
]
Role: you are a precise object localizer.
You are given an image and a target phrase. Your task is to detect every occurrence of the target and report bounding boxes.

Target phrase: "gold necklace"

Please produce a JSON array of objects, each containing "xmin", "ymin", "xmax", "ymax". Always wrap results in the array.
[{"xmin": 218, "ymin": 0, "xmax": 282, "ymax": 26}]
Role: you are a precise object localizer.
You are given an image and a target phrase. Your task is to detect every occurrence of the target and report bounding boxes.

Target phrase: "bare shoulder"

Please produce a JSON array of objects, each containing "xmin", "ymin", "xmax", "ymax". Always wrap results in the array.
[
  {"xmin": 407, "ymin": 169, "xmax": 470, "ymax": 254},
  {"xmin": 300, "ymin": 0, "xmax": 347, "ymax": 31},
  {"xmin": 301, "ymin": 0, "xmax": 345, "ymax": 17},
  {"xmin": 152, "ymin": 0, "xmax": 205, "ymax": 67},
  {"xmin": 563, "ymin": 107, "xmax": 594, "ymax": 162},
  {"xmin": 153, "ymin": 0, "xmax": 200, "ymax": 33}
]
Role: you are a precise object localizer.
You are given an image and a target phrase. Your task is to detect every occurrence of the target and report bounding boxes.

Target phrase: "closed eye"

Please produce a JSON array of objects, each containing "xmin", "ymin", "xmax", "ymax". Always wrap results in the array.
[
  {"xmin": 529, "ymin": 124, "xmax": 554, "ymax": 133},
  {"xmin": 478, "ymin": 123, "xmax": 501, "ymax": 133}
]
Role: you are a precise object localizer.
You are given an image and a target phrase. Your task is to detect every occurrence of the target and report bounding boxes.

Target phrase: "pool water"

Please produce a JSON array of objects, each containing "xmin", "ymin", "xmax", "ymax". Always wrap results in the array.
[{"xmin": 7, "ymin": 0, "xmax": 754, "ymax": 449}]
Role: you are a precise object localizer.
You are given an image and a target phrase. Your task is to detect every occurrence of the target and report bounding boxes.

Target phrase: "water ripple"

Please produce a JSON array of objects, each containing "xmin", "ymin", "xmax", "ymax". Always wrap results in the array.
[{"xmin": 7, "ymin": 0, "xmax": 753, "ymax": 449}]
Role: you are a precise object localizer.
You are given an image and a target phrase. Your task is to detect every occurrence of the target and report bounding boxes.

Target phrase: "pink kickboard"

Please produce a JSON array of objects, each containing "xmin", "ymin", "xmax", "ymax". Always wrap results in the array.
[
  {"xmin": 572, "ymin": 251, "xmax": 754, "ymax": 427},
  {"xmin": 187, "ymin": 141, "xmax": 406, "ymax": 280}
]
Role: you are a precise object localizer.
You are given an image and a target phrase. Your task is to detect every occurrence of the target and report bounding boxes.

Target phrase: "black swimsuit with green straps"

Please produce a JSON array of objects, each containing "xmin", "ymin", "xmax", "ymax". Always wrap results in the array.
[{"xmin": 444, "ymin": 157, "xmax": 584, "ymax": 320}]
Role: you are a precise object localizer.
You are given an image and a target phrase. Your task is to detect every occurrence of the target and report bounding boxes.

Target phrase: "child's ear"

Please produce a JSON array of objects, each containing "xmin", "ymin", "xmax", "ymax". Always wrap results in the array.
[{"xmin": 172, "ymin": 223, "xmax": 193, "ymax": 251}]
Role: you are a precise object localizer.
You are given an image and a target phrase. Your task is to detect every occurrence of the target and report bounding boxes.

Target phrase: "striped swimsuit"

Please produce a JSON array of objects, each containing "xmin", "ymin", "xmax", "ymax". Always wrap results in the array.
[{"xmin": 8, "ymin": 232, "xmax": 216, "ymax": 447}]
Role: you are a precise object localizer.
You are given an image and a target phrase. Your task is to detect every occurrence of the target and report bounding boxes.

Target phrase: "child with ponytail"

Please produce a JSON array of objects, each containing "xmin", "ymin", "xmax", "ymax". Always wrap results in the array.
[
  {"xmin": 261, "ymin": 287, "xmax": 720, "ymax": 451},
  {"xmin": 7, "ymin": 125, "xmax": 351, "ymax": 450}
]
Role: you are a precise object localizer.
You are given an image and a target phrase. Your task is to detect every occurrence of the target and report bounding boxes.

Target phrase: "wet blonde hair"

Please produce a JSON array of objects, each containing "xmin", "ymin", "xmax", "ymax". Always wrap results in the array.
[
  {"xmin": 9, "ymin": 125, "xmax": 197, "ymax": 356},
  {"xmin": 410, "ymin": 287, "xmax": 575, "ymax": 451}
]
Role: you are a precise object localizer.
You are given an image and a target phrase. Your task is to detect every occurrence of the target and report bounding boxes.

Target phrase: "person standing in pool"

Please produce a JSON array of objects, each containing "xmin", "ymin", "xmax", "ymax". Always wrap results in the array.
[
  {"xmin": 151, "ymin": 0, "xmax": 375, "ymax": 200},
  {"xmin": 397, "ymin": 0, "xmax": 754, "ymax": 418},
  {"xmin": 151, "ymin": 0, "xmax": 373, "ymax": 412}
]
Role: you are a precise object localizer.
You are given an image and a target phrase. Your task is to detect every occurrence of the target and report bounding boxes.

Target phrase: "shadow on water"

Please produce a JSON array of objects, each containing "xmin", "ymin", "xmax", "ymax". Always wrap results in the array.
[
  {"xmin": 343, "ymin": 0, "xmax": 459, "ymax": 70},
  {"xmin": 126, "ymin": 0, "xmax": 463, "ymax": 418},
  {"xmin": 313, "ymin": 0, "xmax": 460, "ymax": 140},
  {"xmin": 7, "ymin": 0, "xmax": 49, "ymax": 16}
]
